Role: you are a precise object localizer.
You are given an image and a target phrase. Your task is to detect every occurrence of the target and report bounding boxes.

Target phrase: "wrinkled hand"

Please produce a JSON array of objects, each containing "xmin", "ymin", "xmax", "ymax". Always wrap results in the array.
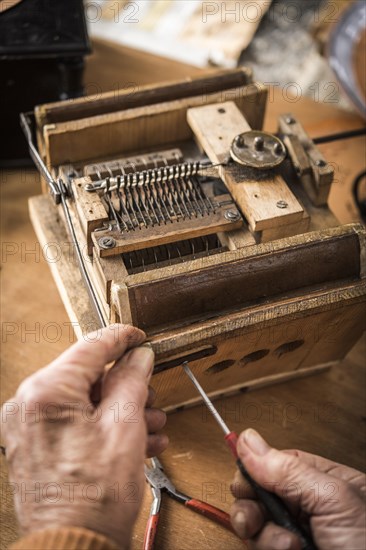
[
  {"xmin": 231, "ymin": 429, "xmax": 365, "ymax": 550},
  {"xmin": 1, "ymin": 325, "xmax": 168, "ymax": 549}
]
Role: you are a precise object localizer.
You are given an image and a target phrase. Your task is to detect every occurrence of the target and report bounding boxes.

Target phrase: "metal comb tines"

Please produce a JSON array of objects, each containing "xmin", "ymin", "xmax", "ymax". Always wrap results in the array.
[
  {"xmin": 123, "ymin": 235, "xmax": 225, "ymax": 273},
  {"xmin": 97, "ymin": 165, "xmax": 219, "ymax": 232},
  {"xmin": 84, "ymin": 161, "xmax": 215, "ymax": 193}
]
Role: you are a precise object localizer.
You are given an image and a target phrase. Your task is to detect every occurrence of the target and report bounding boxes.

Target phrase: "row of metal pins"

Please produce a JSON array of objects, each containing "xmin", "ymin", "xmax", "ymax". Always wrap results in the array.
[
  {"xmin": 85, "ymin": 161, "xmax": 206, "ymax": 192},
  {"xmin": 92, "ymin": 160, "xmax": 217, "ymax": 233},
  {"xmin": 124, "ymin": 235, "xmax": 218, "ymax": 273}
]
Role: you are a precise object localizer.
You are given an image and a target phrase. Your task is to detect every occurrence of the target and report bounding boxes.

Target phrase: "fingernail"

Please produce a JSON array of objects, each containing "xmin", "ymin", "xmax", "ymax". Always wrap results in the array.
[
  {"xmin": 141, "ymin": 342, "xmax": 153, "ymax": 350},
  {"xmin": 232, "ymin": 511, "xmax": 247, "ymax": 538},
  {"xmin": 129, "ymin": 346, "xmax": 154, "ymax": 379},
  {"xmin": 242, "ymin": 429, "xmax": 270, "ymax": 456},
  {"xmin": 274, "ymin": 534, "xmax": 292, "ymax": 550}
]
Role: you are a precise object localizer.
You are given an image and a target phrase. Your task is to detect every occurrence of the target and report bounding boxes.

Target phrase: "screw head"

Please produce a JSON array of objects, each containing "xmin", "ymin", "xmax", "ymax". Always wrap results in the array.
[
  {"xmin": 274, "ymin": 142, "xmax": 283, "ymax": 155},
  {"xmin": 225, "ymin": 209, "xmax": 241, "ymax": 222},
  {"xmin": 235, "ymin": 135, "xmax": 245, "ymax": 148},
  {"xmin": 276, "ymin": 200, "xmax": 288, "ymax": 209},
  {"xmin": 285, "ymin": 116, "xmax": 295, "ymax": 125},
  {"xmin": 316, "ymin": 159, "xmax": 327, "ymax": 167},
  {"xmin": 99, "ymin": 236, "xmax": 116, "ymax": 249},
  {"xmin": 254, "ymin": 136, "xmax": 265, "ymax": 151}
]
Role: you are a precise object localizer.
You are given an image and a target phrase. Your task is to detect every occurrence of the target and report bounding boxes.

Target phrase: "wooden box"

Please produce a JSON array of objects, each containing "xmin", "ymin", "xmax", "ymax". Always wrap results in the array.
[{"xmin": 28, "ymin": 69, "xmax": 366, "ymax": 410}]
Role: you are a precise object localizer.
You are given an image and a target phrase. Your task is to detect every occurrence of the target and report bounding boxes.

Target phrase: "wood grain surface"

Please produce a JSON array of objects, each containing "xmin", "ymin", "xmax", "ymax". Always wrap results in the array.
[{"xmin": 1, "ymin": 38, "xmax": 365, "ymax": 550}]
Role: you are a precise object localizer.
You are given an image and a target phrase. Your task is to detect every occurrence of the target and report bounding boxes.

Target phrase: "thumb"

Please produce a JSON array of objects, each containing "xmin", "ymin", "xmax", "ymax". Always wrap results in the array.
[
  {"xmin": 100, "ymin": 345, "xmax": 154, "ymax": 420},
  {"xmin": 237, "ymin": 429, "xmax": 347, "ymax": 516}
]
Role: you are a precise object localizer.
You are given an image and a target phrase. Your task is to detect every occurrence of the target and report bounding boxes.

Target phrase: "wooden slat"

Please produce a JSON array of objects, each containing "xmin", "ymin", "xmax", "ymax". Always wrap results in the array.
[
  {"xmin": 42, "ymin": 85, "xmax": 267, "ymax": 166},
  {"xmin": 187, "ymin": 101, "xmax": 304, "ymax": 232},
  {"xmin": 93, "ymin": 207, "xmax": 243, "ymax": 257},
  {"xmin": 36, "ymin": 68, "xmax": 252, "ymax": 125},
  {"xmin": 125, "ymin": 223, "xmax": 364, "ymax": 286}
]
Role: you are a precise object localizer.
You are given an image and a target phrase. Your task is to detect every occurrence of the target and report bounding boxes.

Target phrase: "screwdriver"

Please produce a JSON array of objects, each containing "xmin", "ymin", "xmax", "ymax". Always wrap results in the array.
[{"xmin": 182, "ymin": 362, "xmax": 317, "ymax": 550}]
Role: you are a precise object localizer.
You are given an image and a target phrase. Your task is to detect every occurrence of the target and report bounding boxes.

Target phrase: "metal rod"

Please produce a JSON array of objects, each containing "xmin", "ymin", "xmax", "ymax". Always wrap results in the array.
[
  {"xmin": 182, "ymin": 362, "xmax": 230, "ymax": 435},
  {"xmin": 60, "ymin": 188, "xmax": 107, "ymax": 329},
  {"xmin": 312, "ymin": 127, "xmax": 366, "ymax": 145}
]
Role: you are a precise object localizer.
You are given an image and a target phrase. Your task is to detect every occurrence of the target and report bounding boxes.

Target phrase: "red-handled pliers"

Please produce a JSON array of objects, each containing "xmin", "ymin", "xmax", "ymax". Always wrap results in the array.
[{"xmin": 143, "ymin": 457, "xmax": 237, "ymax": 550}]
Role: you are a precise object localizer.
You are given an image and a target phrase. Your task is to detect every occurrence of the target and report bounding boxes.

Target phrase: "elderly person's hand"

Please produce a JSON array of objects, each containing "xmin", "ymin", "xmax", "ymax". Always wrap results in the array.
[
  {"xmin": 230, "ymin": 429, "xmax": 366, "ymax": 550},
  {"xmin": 1, "ymin": 324, "xmax": 168, "ymax": 549}
]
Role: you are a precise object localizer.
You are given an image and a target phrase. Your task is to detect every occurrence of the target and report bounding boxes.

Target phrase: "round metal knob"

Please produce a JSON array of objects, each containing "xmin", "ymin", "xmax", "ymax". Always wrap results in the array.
[{"xmin": 230, "ymin": 130, "xmax": 286, "ymax": 170}]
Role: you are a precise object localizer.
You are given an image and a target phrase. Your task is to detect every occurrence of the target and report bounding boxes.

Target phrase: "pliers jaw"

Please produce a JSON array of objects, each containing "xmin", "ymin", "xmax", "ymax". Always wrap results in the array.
[
  {"xmin": 143, "ymin": 457, "xmax": 236, "ymax": 549},
  {"xmin": 144, "ymin": 458, "xmax": 188, "ymax": 504},
  {"xmin": 149, "ymin": 485, "xmax": 161, "ymax": 516}
]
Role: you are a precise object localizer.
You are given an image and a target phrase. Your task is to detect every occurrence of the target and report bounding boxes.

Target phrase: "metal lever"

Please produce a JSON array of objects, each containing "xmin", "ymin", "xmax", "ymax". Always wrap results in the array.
[{"xmin": 20, "ymin": 112, "xmax": 62, "ymax": 205}]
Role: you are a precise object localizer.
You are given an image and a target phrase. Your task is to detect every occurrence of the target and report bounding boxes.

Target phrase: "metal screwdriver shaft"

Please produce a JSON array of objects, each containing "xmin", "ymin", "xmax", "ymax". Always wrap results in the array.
[
  {"xmin": 182, "ymin": 362, "xmax": 230, "ymax": 435},
  {"xmin": 182, "ymin": 362, "xmax": 317, "ymax": 550}
]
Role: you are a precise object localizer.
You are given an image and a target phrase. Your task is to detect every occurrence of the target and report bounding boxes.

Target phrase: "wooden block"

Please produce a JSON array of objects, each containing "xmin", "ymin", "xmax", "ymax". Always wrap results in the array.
[
  {"xmin": 283, "ymin": 134, "xmax": 312, "ymax": 177},
  {"xmin": 258, "ymin": 209, "xmax": 311, "ymax": 243},
  {"xmin": 111, "ymin": 283, "xmax": 133, "ymax": 325},
  {"xmin": 187, "ymin": 101, "xmax": 305, "ymax": 232},
  {"xmin": 71, "ymin": 177, "xmax": 109, "ymax": 254},
  {"xmin": 218, "ymin": 228, "xmax": 256, "ymax": 250},
  {"xmin": 279, "ymin": 114, "xmax": 334, "ymax": 205},
  {"xmin": 188, "ymin": 101, "xmax": 251, "ymax": 164},
  {"xmin": 93, "ymin": 251, "xmax": 127, "ymax": 305}
]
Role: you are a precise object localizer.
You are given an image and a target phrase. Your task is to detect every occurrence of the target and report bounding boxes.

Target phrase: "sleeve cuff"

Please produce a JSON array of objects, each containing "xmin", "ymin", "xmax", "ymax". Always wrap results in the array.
[{"xmin": 9, "ymin": 526, "xmax": 119, "ymax": 550}]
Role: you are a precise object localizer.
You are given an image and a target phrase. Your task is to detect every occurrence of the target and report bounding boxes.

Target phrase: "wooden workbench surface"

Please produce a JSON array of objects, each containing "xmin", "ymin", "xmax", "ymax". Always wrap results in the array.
[{"xmin": 1, "ymin": 39, "xmax": 365, "ymax": 550}]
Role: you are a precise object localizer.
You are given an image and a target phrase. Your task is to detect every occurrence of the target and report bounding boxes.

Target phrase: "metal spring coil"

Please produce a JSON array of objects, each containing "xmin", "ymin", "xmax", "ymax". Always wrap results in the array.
[{"xmin": 85, "ymin": 161, "xmax": 203, "ymax": 192}]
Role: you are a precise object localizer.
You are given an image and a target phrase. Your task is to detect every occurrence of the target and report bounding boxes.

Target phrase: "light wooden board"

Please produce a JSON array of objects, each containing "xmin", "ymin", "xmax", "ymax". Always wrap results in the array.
[
  {"xmin": 42, "ymin": 85, "xmax": 267, "ymax": 167},
  {"xmin": 187, "ymin": 101, "xmax": 305, "ymax": 232}
]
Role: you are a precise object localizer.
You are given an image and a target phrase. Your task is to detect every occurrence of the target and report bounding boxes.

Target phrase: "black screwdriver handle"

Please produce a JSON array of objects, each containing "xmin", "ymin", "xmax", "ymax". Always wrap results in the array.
[{"xmin": 236, "ymin": 459, "xmax": 317, "ymax": 550}]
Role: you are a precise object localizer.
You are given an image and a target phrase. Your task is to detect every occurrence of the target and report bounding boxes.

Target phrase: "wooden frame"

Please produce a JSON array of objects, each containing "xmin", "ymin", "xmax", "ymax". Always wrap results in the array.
[{"xmin": 29, "ymin": 69, "xmax": 366, "ymax": 410}]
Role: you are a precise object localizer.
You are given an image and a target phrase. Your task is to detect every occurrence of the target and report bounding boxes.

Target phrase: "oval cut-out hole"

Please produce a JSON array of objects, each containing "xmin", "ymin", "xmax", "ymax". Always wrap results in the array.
[
  {"xmin": 240, "ymin": 349, "xmax": 269, "ymax": 366},
  {"xmin": 274, "ymin": 340, "xmax": 304, "ymax": 358},
  {"xmin": 218, "ymin": 108, "xmax": 226, "ymax": 113},
  {"xmin": 205, "ymin": 359, "xmax": 235, "ymax": 375}
]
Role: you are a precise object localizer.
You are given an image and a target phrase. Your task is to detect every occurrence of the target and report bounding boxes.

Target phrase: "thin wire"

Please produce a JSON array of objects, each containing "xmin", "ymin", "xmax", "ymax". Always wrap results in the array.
[{"xmin": 60, "ymin": 187, "xmax": 107, "ymax": 329}]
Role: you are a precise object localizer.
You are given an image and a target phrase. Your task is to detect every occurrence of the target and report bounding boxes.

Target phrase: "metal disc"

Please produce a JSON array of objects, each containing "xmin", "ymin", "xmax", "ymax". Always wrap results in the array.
[{"xmin": 230, "ymin": 130, "xmax": 286, "ymax": 169}]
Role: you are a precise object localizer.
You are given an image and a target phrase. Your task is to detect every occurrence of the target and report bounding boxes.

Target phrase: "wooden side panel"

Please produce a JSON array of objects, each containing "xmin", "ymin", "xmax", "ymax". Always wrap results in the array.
[
  {"xmin": 43, "ymin": 85, "xmax": 267, "ymax": 166},
  {"xmin": 151, "ymin": 299, "xmax": 366, "ymax": 411},
  {"xmin": 127, "ymin": 230, "xmax": 361, "ymax": 331}
]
